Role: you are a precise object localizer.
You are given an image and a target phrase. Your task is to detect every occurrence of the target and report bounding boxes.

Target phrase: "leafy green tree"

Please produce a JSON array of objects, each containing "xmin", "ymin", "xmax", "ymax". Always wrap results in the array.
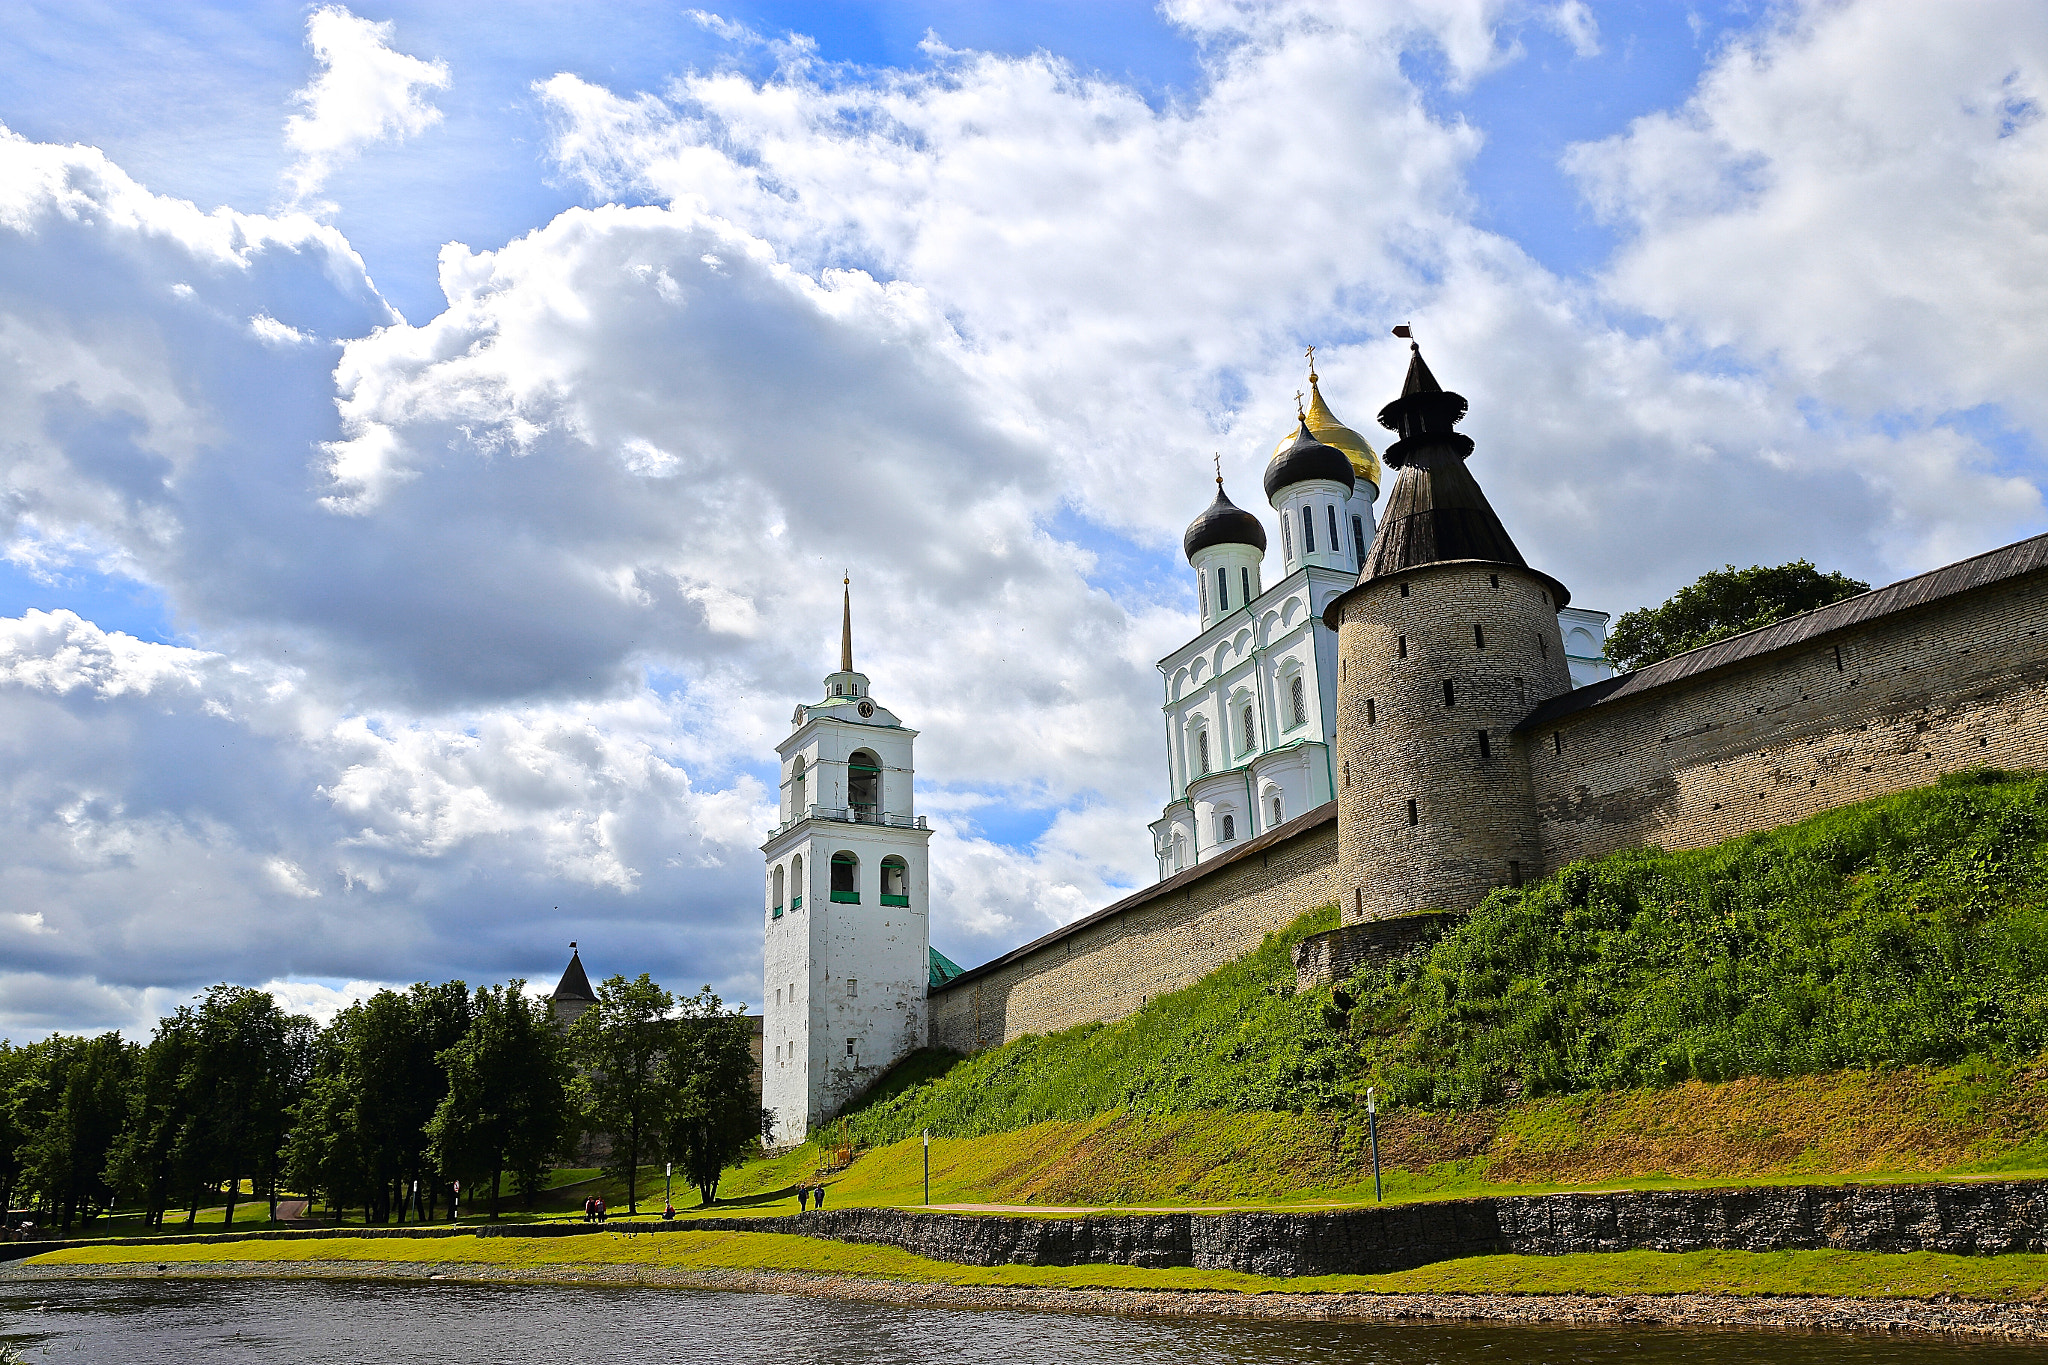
[
  {"xmin": 570, "ymin": 973, "xmax": 675, "ymax": 1213},
  {"xmin": 1605, "ymin": 561, "xmax": 1869, "ymax": 673},
  {"xmin": 426, "ymin": 982, "xmax": 574, "ymax": 1219},
  {"xmin": 186, "ymin": 986, "xmax": 313, "ymax": 1226},
  {"xmin": 105, "ymin": 1009, "xmax": 201, "ymax": 1227},
  {"xmin": 16, "ymin": 1033, "xmax": 134, "ymax": 1230},
  {"xmin": 288, "ymin": 982, "xmax": 472, "ymax": 1224},
  {"xmin": 0, "ymin": 1041, "xmax": 29, "ymax": 1225},
  {"xmin": 660, "ymin": 987, "xmax": 760, "ymax": 1206}
]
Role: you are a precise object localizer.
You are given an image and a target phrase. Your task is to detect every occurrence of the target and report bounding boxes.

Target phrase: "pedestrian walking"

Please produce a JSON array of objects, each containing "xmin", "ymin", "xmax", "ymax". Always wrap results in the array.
[
  {"xmin": 813, "ymin": 1184, "xmax": 826, "ymax": 1210},
  {"xmin": 582, "ymin": 1196, "xmax": 596, "ymax": 1223},
  {"xmin": 797, "ymin": 1186, "xmax": 809, "ymax": 1212},
  {"xmin": 594, "ymin": 1195, "xmax": 607, "ymax": 1223}
]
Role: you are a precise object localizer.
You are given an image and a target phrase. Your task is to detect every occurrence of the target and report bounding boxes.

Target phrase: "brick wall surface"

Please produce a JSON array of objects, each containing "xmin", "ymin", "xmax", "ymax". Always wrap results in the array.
[
  {"xmin": 1525, "ymin": 571, "xmax": 2048, "ymax": 868},
  {"xmin": 928, "ymin": 817, "xmax": 1340, "ymax": 1053}
]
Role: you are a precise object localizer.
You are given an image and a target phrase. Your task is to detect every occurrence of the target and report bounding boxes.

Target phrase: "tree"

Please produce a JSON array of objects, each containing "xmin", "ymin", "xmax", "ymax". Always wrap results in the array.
[
  {"xmin": 660, "ymin": 987, "xmax": 760, "ymax": 1206},
  {"xmin": 287, "ymin": 982, "xmax": 473, "ymax": 1224},
  {"xmin": 570, "ymin": 973, "xmax": 675, "ymax": 1214},
  {"xmin": 15, "ymin": 1033, "xmax": 134, "ymax": 1230},
  {"xmin": 185, "ymin": 986, "xmax": 312, "ymax": 1226},
  {"xmin": 426, "ymin": 982, "xmax": 573, "ymax": 1219},
  {"xmin": 1605, "ymin": 561, "xmax": 1870, "ymax": 673},
  {"xmin": 105, "ymin": 1009, "xmax": 201, "ymax": 1228},
  {"xmin": 0, "ymin": 1041, "xmax": 30, "ymax": 1226}
]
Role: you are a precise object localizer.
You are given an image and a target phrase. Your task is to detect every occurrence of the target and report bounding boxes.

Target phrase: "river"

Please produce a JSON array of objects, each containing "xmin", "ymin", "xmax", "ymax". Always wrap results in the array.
[{"xmin": 0, "ymin": 1278, "xmax": 2035, "ymax": 1363}]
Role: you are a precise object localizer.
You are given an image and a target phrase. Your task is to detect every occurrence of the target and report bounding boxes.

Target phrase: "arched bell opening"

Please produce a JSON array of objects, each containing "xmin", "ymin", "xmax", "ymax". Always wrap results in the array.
[
  {"xmin": 830, "ymin": 850, "xmax": 860, "ymax": 903},
  {"xmin": 879, "ymin": 856, "xmax": 909, "ymax": 906}
]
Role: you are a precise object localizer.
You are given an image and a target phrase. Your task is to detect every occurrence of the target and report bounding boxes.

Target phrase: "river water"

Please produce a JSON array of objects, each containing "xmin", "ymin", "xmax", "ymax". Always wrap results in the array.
[{"xmin": 0, "ymin": 1279, "xmax": 2034, "ymax": 1363}]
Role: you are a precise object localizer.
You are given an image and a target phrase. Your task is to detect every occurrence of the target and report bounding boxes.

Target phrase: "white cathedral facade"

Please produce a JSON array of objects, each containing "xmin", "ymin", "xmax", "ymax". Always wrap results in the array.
[{"xmin": 761, "ymin": 358, "xmax": 1612, "ymax": 1139}]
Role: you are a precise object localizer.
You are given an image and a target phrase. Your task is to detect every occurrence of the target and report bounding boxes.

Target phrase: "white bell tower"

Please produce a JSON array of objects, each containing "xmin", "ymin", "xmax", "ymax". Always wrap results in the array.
[{"xmin": 761, "ymin": 580, "xmax": 933, "ymax": 1145}]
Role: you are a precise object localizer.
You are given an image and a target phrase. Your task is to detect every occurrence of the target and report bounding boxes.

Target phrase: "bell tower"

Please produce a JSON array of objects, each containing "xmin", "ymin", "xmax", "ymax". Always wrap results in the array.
[{"xmin": 760, "ymin": 580, "xmax": 933, "ymax": 1144}]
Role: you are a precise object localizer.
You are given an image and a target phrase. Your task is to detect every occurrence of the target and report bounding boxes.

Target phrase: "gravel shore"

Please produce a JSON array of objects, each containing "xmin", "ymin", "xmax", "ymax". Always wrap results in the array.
[{"xmin": 8, "ymin": 1258, "xmax": 2046, "ymax": 1340}]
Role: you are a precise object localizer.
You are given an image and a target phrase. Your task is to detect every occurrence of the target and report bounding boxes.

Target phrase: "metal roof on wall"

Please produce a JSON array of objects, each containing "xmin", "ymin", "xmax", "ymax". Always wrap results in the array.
[{"xmin": 1518, "ymin": 531, "xmax": 2048, "ymax": 732}]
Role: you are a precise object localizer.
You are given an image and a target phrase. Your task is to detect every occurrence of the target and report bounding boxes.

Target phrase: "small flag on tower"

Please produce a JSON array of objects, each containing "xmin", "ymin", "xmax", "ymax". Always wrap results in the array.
[{"xmin": 1391, "ymin": 324, "xmax": 1412, "ymax": 338}]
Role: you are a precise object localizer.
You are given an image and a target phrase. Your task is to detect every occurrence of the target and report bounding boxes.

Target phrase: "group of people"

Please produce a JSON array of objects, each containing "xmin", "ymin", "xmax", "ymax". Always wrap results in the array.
[
  {"xmin": 580, "ymin": 1195, "xmax": 608, "ymax": 1222},
  {"xmin": 795, "ymin": 1184, "xmax": 828, "ymax": 1212}
]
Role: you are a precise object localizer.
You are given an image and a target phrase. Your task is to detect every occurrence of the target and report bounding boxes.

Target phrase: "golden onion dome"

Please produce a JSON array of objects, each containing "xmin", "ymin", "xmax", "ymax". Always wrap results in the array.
[{"xmin": 1272, "ymin": 373, "xmax": 1381, "ymax": 489}]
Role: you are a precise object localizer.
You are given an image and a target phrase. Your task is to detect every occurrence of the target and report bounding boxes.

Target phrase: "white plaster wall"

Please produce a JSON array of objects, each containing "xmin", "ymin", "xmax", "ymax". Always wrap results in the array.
[{"xmin": 1272, "ymin": 477, "xmax": 1358, "ymax": 577}]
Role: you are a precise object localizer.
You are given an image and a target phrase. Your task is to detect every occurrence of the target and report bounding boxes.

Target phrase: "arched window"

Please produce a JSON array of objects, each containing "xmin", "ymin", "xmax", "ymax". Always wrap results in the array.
[
  {"xmin": 830, "ymin": 851, "xmax": 860, "ymax": 903},
  {"xmin": 1241, "ymin": 704, "xmax": 1255, "ymax": 754},
  {"xmin": 1220, "ymin": 812, "xmax": 1236, "ymax": 842},
  {"xmin": 1282, "ymin": 517, "xmax": 1293, "ymax": 560},
  {"xmin": 1301, "ymin": 505, "xmax": 1316, "ymax": 553},
  {"xmin": 1196, "ymin": 729, "xmax": 1211, "ymax": 776},
  {"xmin": 789, "ymin": 853, "xmax": 803, "ymax": 910},
  {"xmin": 791, "ymin": 755, "xmax": 806, "ymax": 816},
  {"xmin": 848, "ymin": 749, "xmax": 880, "ymax": 820},
  {"xmin": 1199, "ymin": 574, "xmax": 1209, "ymax": 617},
  {"xmin": 1173, "ymin": 833, "xmax": 1187, "ymax": 870},
  {"xmin": 772, "ymin": 865, "xmax": 785, "ymax": 916},
  {"xmin": 1327, "ymin": 504, "xmax": 1340, "ymax": 553},
  {"xmin": 1240, "ymin": 566, "xmax": 1252, "ymax": 605},
  {"xmin": 1289, "ymin": 674, "xmax": 1307, "ymax": 728},
  {"xmin": 1216, "ymin": 566, "xmax": 1229, "ymax": 611},
  {"xmin": 880, "ymin": 856, "xmax": 909, "ymax": 906},
  {"xmin": 1272, "ymin": 795, "xmax": 1284, "ymax": 825},
  {"xmin": 1352, "ymin": 514, "xmax": 1365, "ymax": 562}
]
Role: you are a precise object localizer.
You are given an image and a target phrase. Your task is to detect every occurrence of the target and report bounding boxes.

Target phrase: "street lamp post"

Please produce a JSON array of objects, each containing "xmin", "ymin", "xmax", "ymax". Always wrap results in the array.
[
  {"xmin": 1367, "ymin": 1088, "xmax": 1382, "ymax": 1203},
  {"xmin": 922, "ymin": 1129, "xmax": 931, "ymax": 1207},
  {"xmin": 666, "ymin": 1162, "xmax": 673, "ymax": 1210}
]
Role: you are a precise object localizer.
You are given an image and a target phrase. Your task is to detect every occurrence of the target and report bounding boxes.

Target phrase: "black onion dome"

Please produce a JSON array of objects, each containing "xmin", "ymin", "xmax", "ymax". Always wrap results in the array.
[
  {"xmin": 1262, "ymin": 420, "xmax": 1356, "ymax": 500},
  {"xmin": 1183, "ymin": 482, "xmax": 1268, "ymax": 561}
]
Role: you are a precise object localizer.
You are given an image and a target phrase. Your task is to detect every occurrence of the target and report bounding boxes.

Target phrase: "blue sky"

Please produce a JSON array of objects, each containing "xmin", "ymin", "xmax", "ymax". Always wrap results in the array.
[{"xmin": 2, "ymin": 0, "xmax": 2044, "ymax": 1035}]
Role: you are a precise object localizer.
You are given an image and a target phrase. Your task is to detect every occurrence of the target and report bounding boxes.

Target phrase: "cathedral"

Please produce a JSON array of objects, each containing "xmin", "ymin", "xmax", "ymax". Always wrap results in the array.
[{"xmin": 1149, "ymin": 355, "xmax": 1611, "ymax": 880}]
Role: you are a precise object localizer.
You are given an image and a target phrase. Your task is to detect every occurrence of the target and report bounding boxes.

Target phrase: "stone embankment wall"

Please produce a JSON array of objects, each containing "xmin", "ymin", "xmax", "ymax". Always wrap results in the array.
[
  {"xmin": 1292, "ymin": 913, "xmax": 1453, "ymax": 990},
  {"xmin": 707, "ymin": 1180, "xmax": 2046, "ymax": 1276},
  {"xmin": 927, "ymin": 805, "xmax": 1340, "ymax": 1053},
  {"xmin": 1524, "ymin": 543, "xmax": 2048, "ymax": 870},
  {"xmin": 14, "ymin": 1180, "xmax": 2040, "ymax": 1273}
]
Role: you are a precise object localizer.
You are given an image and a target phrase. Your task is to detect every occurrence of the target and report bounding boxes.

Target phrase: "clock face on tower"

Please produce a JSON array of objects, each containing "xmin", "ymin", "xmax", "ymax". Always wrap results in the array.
[{"xmin": 857, "ymin": 699, "xmax": 875, "ymax": 718}]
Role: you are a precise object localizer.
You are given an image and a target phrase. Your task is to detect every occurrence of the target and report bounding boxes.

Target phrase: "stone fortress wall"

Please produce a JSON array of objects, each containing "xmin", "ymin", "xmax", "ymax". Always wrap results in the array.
[
  {"xmin": 930, "ymin": 531, "xmax": 2048, "ymax": 1052},
  {"xmin": 928, "ymin": 805, "xmax": 1341, "ymax": 1054},
  {"xmin": 1522, "ymin": 534, "xmax": 2048, "ymax": 869}
]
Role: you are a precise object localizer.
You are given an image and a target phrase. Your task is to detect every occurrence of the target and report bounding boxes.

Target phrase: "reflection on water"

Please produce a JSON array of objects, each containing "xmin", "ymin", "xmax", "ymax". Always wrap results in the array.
[{"xmin": 0, "ymin": 1277, "xmax": 2033, "ymax": 1364}]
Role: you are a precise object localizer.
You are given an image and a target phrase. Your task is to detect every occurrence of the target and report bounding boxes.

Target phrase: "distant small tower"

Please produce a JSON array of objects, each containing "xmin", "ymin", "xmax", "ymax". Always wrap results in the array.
[
  {"xmin": 760, "ymin": 580, "xmax": 932, "ymax": 1145},
  {"xmin": 1325, "ymin": 340, "xmax": 1573, "ymax": 922},
  {"xmin": 549, "ymin": 943, "xmax": 597, "ymax": 1028}
]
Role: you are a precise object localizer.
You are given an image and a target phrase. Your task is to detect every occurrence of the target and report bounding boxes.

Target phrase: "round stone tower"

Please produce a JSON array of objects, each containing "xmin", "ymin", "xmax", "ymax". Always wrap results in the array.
[{"xmin": 1322, "ymin": 342, "xmax": 1574, "ymax": 923}]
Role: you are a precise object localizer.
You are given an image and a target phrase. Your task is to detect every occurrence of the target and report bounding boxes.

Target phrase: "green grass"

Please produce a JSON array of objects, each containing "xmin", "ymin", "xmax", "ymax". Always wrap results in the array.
[
  {"xmin": 819, "ymin": 771, "xmax": 2048, "ymax": 1156},
  {"xmin": 29, "ymin": 1230, "xmax": 2048, "ymax": 1302}
]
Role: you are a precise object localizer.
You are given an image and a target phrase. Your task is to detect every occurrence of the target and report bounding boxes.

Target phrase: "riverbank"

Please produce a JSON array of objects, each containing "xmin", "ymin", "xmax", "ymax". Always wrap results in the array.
[{"xmin": 10, "ymin": 1251, "xmax": 2048, "ymax": 1339}]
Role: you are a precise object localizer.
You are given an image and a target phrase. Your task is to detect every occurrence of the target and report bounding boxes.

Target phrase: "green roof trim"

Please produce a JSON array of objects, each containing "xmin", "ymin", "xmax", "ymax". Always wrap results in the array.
[{"xmin": 928, "ymin": 946, "xmax": 966, "ymax": 989}]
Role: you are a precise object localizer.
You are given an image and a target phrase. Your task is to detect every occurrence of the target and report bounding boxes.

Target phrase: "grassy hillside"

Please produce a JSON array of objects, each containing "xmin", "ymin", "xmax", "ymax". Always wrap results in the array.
[
  {"xmin": 708, "ymin": 1055, "xmax": 2047, "ymax": 1211},
  {"xmin": 832, "ymin": 769, "xmax": 2048, "ymax": 1147}
]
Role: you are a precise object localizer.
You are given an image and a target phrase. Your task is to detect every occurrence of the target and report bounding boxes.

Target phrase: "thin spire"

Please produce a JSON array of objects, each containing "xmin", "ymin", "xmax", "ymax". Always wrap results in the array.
[
  {"xmin": 1212, "ymin": 451, "xmax": 1223, "ymax": 489},
  {"xmin": 840, "ymin": 575, "xmax": 853, "ymax": 674}
]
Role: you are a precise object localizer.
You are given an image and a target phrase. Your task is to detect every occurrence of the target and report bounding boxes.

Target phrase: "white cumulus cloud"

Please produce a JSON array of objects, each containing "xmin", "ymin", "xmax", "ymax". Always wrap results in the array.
[{"xmin": 283, "ymin": 5, "xmax": 451, "ymax": 206}]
